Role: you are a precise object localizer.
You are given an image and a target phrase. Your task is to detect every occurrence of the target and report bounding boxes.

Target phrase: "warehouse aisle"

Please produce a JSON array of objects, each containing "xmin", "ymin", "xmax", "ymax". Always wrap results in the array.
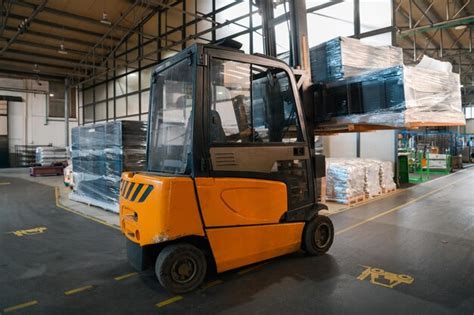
[{"xmin": 0, "ymin": 168, "xmax": 473, "ymax": 314}]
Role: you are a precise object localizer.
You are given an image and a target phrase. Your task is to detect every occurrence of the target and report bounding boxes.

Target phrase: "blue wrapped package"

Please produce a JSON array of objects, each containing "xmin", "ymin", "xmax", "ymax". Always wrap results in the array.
[
  {"xmin": 70, "ymin": 121, "xmax": 147, "ymax": 212},
  {"xmin": 316, "ymin": 63, "xmax": 465, "ymax": 128},
  {"xmin": 310, "ymin": 37, "xmax": 403, "ymax": 82}
]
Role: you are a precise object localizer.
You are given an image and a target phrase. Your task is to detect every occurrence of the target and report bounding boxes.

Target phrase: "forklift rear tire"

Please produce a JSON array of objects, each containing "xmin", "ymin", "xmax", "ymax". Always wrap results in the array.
[
  {"xmin": 155, "ymin": 243, "xmax": 207, "ymax": 293},
  {"xmin": 303, "ymin": 215, "xmax": 334, "ymax": 256}
]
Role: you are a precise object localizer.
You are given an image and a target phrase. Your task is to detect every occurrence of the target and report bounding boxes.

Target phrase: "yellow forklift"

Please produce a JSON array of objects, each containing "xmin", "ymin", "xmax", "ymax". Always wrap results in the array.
[{"xmin": 119, "ymin": 42, "xmax": 333, "ymax": 293}]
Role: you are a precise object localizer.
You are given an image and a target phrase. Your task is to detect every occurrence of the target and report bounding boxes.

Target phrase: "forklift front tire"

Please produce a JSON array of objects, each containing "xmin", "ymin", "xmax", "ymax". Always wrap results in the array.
[
  {"xmin": 155, "ymin": 243, "xmax": 207, "ymax": 294},
  {"xmin": 303, "ymin": 215, "xmax": 334, "ymax": 256}
]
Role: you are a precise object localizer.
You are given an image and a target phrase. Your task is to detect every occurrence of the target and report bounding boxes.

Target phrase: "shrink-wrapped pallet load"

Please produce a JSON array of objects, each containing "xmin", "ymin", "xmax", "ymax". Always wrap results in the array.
[
  {"xmin": 360, "ymin": 159, "xmax": 383, "ymax": 198},
  {"xmin": 378, "ymin": 161, "xmax": 397, "ymax": 192},
  {"xmin": 326, "ymin": 158, "xmax": 365, "ymax": 204},
  {"xmin": 326, "ymin": 158, "xmax": 396, "ymax": 204},
  {"xmin": 310, "ymin": 37, "xmax": 403, "ymax": 82},
  {"xmin": 70, "ymin": 121, "xmax": 147, "ymax": 212},
  {"xmin": 312, "ymin": 37, "xmax": 466, "ymax": 129},
  {"xmin": 35, "ymin": 146, "xmax": 68, "ymax": 166},
  {"xmin": 364, "ymin": 159, "xmax": 397, "ymax": 193},
  {"xmin": 321, "ymin": 61, "xmax": 465, "ymax": 128}
]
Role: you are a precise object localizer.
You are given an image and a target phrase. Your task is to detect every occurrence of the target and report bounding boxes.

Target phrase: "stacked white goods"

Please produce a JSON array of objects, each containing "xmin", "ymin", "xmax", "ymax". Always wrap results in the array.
[
  {"xmin": 326, "ymin": 158, "xmax": 365, "ymax": 204},
  {"xmin": 363, "ymin": 159, "xmax": 397, "ymax": 193},
  {"xmin": 35, "ymin": 146, "xmax": 67, "ymax": 166},
  {"xmin": 360, "ymin": 160, "xmax": 383, "ymax": 198},
  {"xmin": 379, "ymin": 161, "xmax": 397, "ymax": 192},
  {"xmin": 326, "ymin": 158, "xmax": 396, "ymax": 204}
]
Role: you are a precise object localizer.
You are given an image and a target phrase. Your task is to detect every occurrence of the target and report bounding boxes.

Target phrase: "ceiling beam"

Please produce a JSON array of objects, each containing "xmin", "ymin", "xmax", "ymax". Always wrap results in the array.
[
  {"xmin": 0, "ymin": 36, "xmax": 105, "ymax": 57},
  {"xmin": 11, "ymin": 0, "xmax": 156, "ymax": 38},
  {"xmin": 1, "ymin": 48, "xmax": 106, "ymax": 69},
  {"xmin": 2, "ymin": 12, "xmax": 122, "ymax": 41},
  {"xmin": 2, "ymin": 25, "xmax": 113, "ymax": 49},
  {"xmin": 0, "ymin": 0, "xmax": 13, "ymax": 38},
  {"xmin": 398, "ymin": 14, "xmax": 474, "ymax": 35},
  {"xmin": 72, "ymin": 0, "xmax": 145, "ymax": 76},
  {"xmin": 418, "ymin": 0, "xmax": 466, "ymax": 50},
  {"xmin": 0, "ymin": 58, "xmax": 87, "ymax": 78},
  {"xmin": 98, "ymin": 6, "xmax": 158, "ymax": 68},
  {"xmin": 0, "ymin": 57, "xmax": 76, "ymax": 71},
  {"xmin": 0, "ymin": 68, "xmax": 66, "ymax": 81},
  {"xmin": 0, "ymin": 0, "xmax": 47, "ymax": 56}
]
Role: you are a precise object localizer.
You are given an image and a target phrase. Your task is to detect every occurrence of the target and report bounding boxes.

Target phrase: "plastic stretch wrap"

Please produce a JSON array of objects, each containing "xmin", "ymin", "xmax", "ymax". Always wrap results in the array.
[
  {"xmin": 310, "ymin": 37, "xmax": 403, "ymax": 82},
  {"xmin": 326, "ymin": 158, "xmax": 396, "ymax": 203},
  {"xmin": 70, "ymin": 121, "xmax": 147, "ymax": 212},
  {"xmin": 35, "ymin": 146, "xmax": 67, "ymax": 166},
  {"xmin": 361, "ymin": 159, "xmax": 382, "ymax": 198},
  {"xmin": 319, "ymin": 64, "xmax": 465, "ymax": 128},
  {"xmin": 326, "ymin": 158, "xmax": 365, "ymax": 203},
  {"xmin": 365, "ymin": 159, "xmax": 397, "ymax": 192}
]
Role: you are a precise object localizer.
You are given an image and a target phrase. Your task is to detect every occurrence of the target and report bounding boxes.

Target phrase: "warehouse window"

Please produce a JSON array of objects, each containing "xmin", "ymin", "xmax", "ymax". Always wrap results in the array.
[
  {"xmin": 210, "ymin": 58, "xmax": 302, "ymax": 144},
  {"xmin": 49, "ymin": 81, "xmax": 77, "ymax": 119},
  {"xmin": 465, "ymin": 106, "xmax": 473, "ymax": 119}
]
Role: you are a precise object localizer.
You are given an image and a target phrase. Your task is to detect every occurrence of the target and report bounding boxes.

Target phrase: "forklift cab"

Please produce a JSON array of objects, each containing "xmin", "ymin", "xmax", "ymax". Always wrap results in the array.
[{"xmin": 120, "ymin": 44, "xmax": 333, "ymax": 293}]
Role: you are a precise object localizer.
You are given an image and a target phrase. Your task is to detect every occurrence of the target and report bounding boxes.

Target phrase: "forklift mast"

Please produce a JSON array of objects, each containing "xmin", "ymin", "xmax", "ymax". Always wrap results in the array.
[
  {"xmin": 255, "ymin": 0, "xmax": 322, "ymax": 194},
  {"xmin": 256, "ymin": 0, "xmax": 315, "ymax": 144}
]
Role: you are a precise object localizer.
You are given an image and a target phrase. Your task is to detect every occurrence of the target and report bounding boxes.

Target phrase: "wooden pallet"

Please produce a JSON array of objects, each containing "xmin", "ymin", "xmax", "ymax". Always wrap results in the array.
[
  {"xmin": 404, "ymin": 121, "xmax": 465, "ymax": 129},
  {"xmin": 315, "ymin": 123, "xmax": 400, "ymax": 135},
  {"xmin": 315, "ymin": 121, "xmax": 464, "ymax": 135},
  {"xmin": 326, "ymin": 194, "xmax": 365, "ymax": 205},
  {"xmin": 366, "ymin": 192, "xmax": 382, "ymax": 199},
  {"xmin": 382, "ymin": 187, "xmax": 397, "ymax": 194}
]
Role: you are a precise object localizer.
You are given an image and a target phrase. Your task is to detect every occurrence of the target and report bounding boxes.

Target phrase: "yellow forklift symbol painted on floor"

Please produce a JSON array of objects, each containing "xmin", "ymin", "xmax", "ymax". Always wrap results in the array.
[
  {"xmin": 10, "ymin": 227, "xmax": 47, "ymax": 237},
  {"xmin": 357, "ymin": 265, "xmax": 414, "ymax": 289}
]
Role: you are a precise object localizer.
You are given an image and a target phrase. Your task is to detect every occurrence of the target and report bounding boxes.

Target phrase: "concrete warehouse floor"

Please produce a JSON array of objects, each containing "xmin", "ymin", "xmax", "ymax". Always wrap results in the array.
[{"xmin": 0, "ymin": 168, "xmax": 473, "ymax": 314}]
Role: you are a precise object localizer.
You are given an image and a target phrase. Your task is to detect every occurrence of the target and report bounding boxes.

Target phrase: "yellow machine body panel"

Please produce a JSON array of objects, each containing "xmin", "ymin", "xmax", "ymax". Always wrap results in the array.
[
  {"xmin": 207, "ymin": 223, "xmax": 304, "ymax": 272},
  {"xmin": 195, "ymin": 177, "xmax": 288, "ymax": 227},
  {"xmin": 120, "ymin": 174, "xmax": 304, "ymax": 273},
  {"xmin": 119, "ymin": 172, "xmax": 204, "ymax": 247}
]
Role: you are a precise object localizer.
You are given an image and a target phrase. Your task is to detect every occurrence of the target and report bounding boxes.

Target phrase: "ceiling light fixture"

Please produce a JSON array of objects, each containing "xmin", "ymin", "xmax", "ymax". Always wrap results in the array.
[
  {"xmin": 58, "ymin": 43, "xmax": 68, "ymax": 55},
  {"xmin": 454, "ymin": 25, "xmax": 467, "ymax": 30},
  {"xmin": 49, "ymin": 93, "xmax": 54, "ymax": 97},
  {"xmin": 33, "ymin": 64, "xmax": 40, "ymax": 73},
  {"xmin": 100, "ymin": 11, "xmax": 112, "ymax": 25}
]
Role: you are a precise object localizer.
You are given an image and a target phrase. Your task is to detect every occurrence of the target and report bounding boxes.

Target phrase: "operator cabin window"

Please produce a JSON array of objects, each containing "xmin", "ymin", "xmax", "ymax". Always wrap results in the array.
[
  {"xmin": 148, "ymin": 58, "xmax": 194, "ymax": 174},
  {"xmin": 210, "ymin": 58, "xmax": 302, "ymax": 144}
]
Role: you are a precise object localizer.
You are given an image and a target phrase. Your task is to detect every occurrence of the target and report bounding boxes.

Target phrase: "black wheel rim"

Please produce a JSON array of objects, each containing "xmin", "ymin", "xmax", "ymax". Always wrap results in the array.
[
  {"xmin": 314, "ymin": 222, "xmax": 331, "ymax": 249},
  {"xmin": 171, "ymin": 257, "xmax": 198, "ymax": 284}
]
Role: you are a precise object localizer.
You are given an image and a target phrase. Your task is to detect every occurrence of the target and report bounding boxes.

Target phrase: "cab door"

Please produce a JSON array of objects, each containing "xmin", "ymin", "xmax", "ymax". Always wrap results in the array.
[{"xmin": 195, "ymin": 48, "xmax": 314, "ymax": 228}]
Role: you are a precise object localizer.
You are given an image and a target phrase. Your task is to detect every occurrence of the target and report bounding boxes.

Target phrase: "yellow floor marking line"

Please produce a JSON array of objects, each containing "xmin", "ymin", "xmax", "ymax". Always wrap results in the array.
[
  {"xmin": 335, "ymin": 175, "xmax": 470, "ymax": 236},
  {"xmin": 3, "ymin": 300, "xmax": 38, "ymax": 313},
  {"xmin": 0, "ymin": 182, "xmax": 10, "ymax": 186},
  {"xmin": 114, "ymin": 272, "xmax": 138, "ymax": 281},
  {"xmin": 64, "ymin": 285, "xmax": 94, "ymax": 296},
  {"xmin": 156, "ymin": 296, "xmax": 183, "ymax": 308},
  {"xmin": 237, "ymin": 261, "xmax": 270, "ymax": 276},
  {"xmin": 200, "ymin": 279, "xmax": 224, "ymax": 291},
  {"xmin": 357, "ymin": 265, "xmax": 414, "ymax": 289},
  {"xmin": 329, "ymin": 168, "xmax": 469, "ymax": 217},
  {"xmin": 54, "ymin": 187, "xmax": 120, "ymax": 231},
  {"xmin": 9, "ymin": 227, "xmax": 47, "ymax": 237}
]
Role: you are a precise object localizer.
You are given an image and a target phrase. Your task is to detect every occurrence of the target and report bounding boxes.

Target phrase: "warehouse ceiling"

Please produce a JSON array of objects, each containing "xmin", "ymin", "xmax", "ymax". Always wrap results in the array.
[
  {"xmin": 0, "ymin": 0, "xmax": 473, "ymax": 98},
  {"xmin": 394, "ymin": 0, "xmax": 474, "ymax": 105},
  {"xmin": 0, "ymin": 0, "xmax": 165, "ymax": 82}
]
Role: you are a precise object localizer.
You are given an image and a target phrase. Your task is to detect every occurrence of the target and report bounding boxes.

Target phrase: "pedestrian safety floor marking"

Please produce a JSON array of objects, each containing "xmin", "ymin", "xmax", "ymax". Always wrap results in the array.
[{"xmin": 357, "ymin": 265, "xmax": 414, "ymax": 289}]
